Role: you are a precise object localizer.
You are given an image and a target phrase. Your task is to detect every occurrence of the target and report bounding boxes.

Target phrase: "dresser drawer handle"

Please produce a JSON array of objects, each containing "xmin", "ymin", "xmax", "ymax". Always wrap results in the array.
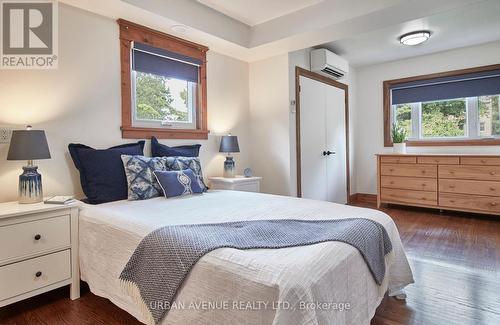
[
  {"xmin": 35, "ymin": 271, "xmax": 42, "ymax": 278},
  {"xmin": 481, "ymin": 159, "xmax": 487, "ymax": 163},
  {"xmin": 490, "ymin": 171, "xmax": 496, "ymax": 176},
  {"xmin": 449, "ymin": 185, "xmax": 455, "ymax": 189},
  {"xmin": 422, "ymin": 183, "xmax": 427, "ymax": 186},
  {"xmin": 389, "ymin": 181, "xmax": 394, "ymax": 184},
  {"xmin": 490, "ymin": 187, "xmax": 496, "ymax": 191},
  {"xmin": 491, "ymin": 202, "xmax": 497, "ymax": 207},
  {"xmin": 421, "ymin": 197, "xmax": 426, "ymax": 200},
  {"xmin": 435, "ymin": 160, "xmax": 440, "ymax": 163},
  {"xmin": 34, "ymin": 234, "xmax": 42, "ymax": 241},
  {"xmin": 450, "ymin": 200, "xmax": 456, "ymax": 203}
]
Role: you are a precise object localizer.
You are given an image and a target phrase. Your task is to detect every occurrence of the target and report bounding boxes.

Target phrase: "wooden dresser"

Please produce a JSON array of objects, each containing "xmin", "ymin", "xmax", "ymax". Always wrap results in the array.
[{"xmin": 377, "ymin": 154, "xmax": 500, "ymax": 215}]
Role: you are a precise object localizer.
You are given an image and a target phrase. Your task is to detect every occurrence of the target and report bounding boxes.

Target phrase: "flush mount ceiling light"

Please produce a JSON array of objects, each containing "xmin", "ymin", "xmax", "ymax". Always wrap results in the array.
[{"xmin": 399, "ymin": 31, "xmax": 431, "ymax": 46}]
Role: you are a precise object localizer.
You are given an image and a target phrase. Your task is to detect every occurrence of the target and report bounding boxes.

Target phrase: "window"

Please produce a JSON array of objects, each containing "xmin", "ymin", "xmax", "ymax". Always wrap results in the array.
[
  {"xmin": 393, "ymin": 103, "xmax": 413, "ymax": 137},
  {"xmin": 118, "ymin": 19, "xmax": 208, "ymax": 139},
  {"xmin": 391, "ymin": 96, "xmax": 500, "ymax": 140},
  {"xmin": 384, "ymin": 64, "xmax": 500, "ymax": 146},
  {"xmin": 479, "ymin": 95, "xmax": 500, "ymax": 137},
  {"xmin": 134, "ymin": 73, "xmax": 196, "ymax": 129},
  {"xmin": 131, "ymin": 41, "xmax": 202, "ymax": 130}
]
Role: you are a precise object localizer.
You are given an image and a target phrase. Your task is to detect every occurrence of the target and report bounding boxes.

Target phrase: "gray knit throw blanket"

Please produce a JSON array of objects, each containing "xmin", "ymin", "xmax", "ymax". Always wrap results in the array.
[{"xmin": 119, "ymin": 218, "xmax": 393, "ymax": 324}]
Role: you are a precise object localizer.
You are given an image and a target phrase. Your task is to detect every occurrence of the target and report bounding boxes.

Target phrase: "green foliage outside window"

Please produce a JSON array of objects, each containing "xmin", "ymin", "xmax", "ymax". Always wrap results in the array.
[
  {"xmin": 135, "ymin": 72, "xmax": 188, "ymax": 122},
  {"xmin": 479, "ymin": 95, "xmax": 500, "ymax": 136},
  {"xmin": 393, "ymin": 95, "xmax": 500, "ymax": 140},
  {"xmin": 394, "ymin": 104, "xmax": 412, "ymax": 137},
  {"xmin": 422, "ymin": 99, "xmax": 466, "ymax": 137}
]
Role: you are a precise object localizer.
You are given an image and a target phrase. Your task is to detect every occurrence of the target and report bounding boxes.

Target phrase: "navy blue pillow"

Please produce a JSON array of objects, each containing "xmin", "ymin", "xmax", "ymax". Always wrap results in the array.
[
  {"xmin": 151, "ymin": 136, "xmax": 201, "ymax": 157},
  {"xmin": 68, "ymin": 141, "xmax": 145, "ymax": 204},
  {"xmin": 154, "ymin": 169, "xmax": 203, "ymax": 198}
]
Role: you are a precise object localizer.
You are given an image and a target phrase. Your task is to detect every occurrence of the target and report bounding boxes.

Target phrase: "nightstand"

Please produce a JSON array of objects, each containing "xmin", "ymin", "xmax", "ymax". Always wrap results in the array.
[
  {"xmin": 0, "ymin": 201, "xmax": 80, "ymax": 307},
  {"xmin": 209, "ymin": 176, "xmax": 262, "ymax": 193}
]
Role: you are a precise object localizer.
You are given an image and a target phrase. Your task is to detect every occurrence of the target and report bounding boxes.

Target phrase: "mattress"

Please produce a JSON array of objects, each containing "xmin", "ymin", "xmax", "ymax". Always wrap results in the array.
[{"xmin": 79, "ymin": 190, "xmax": 414, "ymax": 325}]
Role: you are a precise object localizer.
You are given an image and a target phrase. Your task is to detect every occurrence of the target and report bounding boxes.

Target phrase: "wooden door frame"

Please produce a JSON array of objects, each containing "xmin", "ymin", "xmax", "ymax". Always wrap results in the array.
[{"xmin": 295, "ymin": 66, "xmax": 350, "ymax": 203}]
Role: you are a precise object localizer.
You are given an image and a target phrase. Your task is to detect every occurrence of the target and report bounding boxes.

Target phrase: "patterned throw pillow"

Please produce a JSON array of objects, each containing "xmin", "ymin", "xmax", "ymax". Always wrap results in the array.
[
  {"xmin": 154, "ymin": 169, "xmax": 203, "ymax": 198},
  {"xmin": 165, "ymin": 157, "xmax": 208, "ymax": 191},
  {"xmin": 121, "ymin": 155, "xmax": 167, "ymax": 200}
]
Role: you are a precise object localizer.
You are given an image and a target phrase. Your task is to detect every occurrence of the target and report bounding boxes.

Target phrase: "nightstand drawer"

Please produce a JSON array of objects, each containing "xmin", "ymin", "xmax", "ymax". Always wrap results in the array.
[
  {"xmin": 209, "ymin": 176, "xmax": 262, "ymax": 193},
  {"xmin": 232, "ymin": 182, "xmax": 260, "ymax": 192},
  {"xmin": 0, "ymin": 215, "xmax": 70, "ymax": 264},
  {"xmin": 0, "ymin": 250, "xmax": 71, "ymax": 301}
]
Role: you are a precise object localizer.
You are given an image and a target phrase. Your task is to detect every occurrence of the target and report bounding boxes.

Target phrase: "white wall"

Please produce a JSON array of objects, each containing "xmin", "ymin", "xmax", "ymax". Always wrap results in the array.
[
  {"xmin": 246, "ymin": 48, "xmax": 357, "ymax": 197},
  {"xmin": 0, "ymin": 4, "xmax": 251, "ymax": 202},
  {"xmin": 248, "ymin": 54, "xmax": 291, "ymax": 195},
  {"xmin": 355, "ymin": 40, "xmax": 500, "ymax": 194},
  {"xmin": 288, "ymin": 48, "xmax": 357, "ymax": 197}
]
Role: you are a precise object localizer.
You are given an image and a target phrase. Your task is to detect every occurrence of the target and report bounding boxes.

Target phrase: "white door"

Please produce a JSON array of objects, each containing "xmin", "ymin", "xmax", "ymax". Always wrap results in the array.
[{"xmin": 299, "ymin": 76, "xmax": 347, "ymax": 204}]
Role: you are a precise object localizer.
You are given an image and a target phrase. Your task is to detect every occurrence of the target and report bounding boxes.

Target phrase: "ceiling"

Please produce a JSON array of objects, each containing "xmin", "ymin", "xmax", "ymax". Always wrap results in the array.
[
  {"xmin": 322, "ymin": 0, "xmax": 500, "ymax": 67},
  {"xmin": 197, "ymin": 0, "xmax": 324, "ymax": 26},
  {"xmin": 59, "ymin": 0, "xmax": 500, "ymax": 65}
]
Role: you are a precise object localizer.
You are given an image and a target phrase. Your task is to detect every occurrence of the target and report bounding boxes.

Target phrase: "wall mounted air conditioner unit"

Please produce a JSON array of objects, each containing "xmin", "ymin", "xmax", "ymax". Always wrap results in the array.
[{"xmin": 310, "ymin": 49, "xmax": 348, "ymax": 79}]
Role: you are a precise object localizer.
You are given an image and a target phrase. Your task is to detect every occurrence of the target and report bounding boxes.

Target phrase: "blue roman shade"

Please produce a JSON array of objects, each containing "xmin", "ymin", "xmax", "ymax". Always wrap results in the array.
[
  {"xmin": 132, "ymin": 42, "xmax": 201, "ymax": 83},
  {"xmin": 391, "ymin": 69, "xmax": 500, "ymax": 105}
]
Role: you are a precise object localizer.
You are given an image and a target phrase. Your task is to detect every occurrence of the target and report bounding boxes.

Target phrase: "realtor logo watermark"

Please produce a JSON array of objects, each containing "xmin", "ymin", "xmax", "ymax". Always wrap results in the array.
[{"xmin": 1, "ymin": 0, "xmax": 58, "ymax": 69}]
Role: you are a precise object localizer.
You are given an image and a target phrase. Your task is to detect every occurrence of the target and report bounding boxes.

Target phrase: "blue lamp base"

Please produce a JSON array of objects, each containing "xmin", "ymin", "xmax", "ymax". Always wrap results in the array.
[
  {"xmin": 223, "ymin": 156, "xmax": 235, "ymax": 178},
  {"xmin": 19, "ymin": 165, "xmax": 43, "ymax": 204}
]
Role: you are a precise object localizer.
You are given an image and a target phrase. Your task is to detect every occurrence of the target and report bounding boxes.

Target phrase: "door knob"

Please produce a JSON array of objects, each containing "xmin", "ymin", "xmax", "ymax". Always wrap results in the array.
[{"xmin": 323, "ymin": 151, "xmax": 335, "ymax": 156}]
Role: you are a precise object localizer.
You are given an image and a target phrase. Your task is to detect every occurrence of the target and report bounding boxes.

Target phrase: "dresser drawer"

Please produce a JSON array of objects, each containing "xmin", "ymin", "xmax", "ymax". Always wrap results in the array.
[
  {"xmin": 381, "ymin": 176, "xmax": 437, "ymax": 191},
  {"xmin": 439, "ymin": 179, "xmax": 500, "ymax": 196},
  {"xmin": 381, "ymin": 164, "xmax": 437, "ymax": 178},
  {"xmin": 417, "ymin": 156, "xmax": 459, "ymax": 165},
  {"xmin": 460, "ymin": 157, "xmax": 500, "ymax": 166},
  {"xmin": 439, "ymin": 193, "xmax": 500, "ymax": 214},
  {"xmin": 439, "ymin": 165, "xmax": 500, "ymax": 181},
  {"xmin": 0, "ymin": 250, "xmax": 71, "ymax": 301},
  {"xmin": 0, "ymin": 215, "xmax": 70, "ymax": 264},
  {"xmin": 381, "ymin": 188, "xmax": 437, "ymax": 206},
  {"xmin": 380, "ymin": 156, "xmax": 416, "ymax": 164}
]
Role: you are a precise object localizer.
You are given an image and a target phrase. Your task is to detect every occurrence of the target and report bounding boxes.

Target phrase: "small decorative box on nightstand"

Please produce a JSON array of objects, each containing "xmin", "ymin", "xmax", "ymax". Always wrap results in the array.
[
  {"xmin": 0, "ymin": 201, "xmax": 80, "ymax": 307},
  {"xmin": 209, "ymin": 176, "xmax": 262, "ymax": 193}
]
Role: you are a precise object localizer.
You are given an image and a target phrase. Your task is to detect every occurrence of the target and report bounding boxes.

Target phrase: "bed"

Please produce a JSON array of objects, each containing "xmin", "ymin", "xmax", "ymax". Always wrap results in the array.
[{"xmin": 79, "ymin": 190, "xmax": 414, "ymax": 325}]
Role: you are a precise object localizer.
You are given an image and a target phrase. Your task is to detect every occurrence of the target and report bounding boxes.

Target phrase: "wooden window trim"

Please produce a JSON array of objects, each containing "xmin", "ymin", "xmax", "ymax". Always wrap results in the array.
[
  {"xmin": 383, "ymin": 63, "xmax": 500, "ymax": 147},
  {"xmin": 118, "ymin": 19, "xmax": 209, "ymax": 139}
]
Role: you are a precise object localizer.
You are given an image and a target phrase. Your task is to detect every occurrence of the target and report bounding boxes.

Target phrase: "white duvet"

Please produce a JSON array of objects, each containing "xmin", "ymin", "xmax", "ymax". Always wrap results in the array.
[{"xmin": 79, "ymin": 190, "xmax": 413, "ymax": 325}]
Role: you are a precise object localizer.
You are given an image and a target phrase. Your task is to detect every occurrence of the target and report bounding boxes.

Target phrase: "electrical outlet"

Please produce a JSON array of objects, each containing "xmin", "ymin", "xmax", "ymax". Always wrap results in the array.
[{"xmin": 0, "ymin": 128, "xmax": 12, "ymax": 144}]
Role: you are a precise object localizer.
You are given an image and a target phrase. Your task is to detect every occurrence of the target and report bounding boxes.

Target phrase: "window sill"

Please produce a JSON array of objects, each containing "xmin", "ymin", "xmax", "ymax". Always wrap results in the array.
[
  {"xmin": 385, "ymin": 138, "xmax": 500, "ymax": 147},
  {"xmin": 121, "ymin": 126, "xmax": 209, "ymax": 139}
]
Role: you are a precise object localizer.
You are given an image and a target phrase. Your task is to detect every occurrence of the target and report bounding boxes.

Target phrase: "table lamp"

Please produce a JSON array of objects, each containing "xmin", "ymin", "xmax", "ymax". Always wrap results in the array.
[
  {"xmin": 219, "ymin": 135, "xmax": 239, "ymax": 178},
  {"xmin": 7, "ymin": 127, "xmax": 51, "ymax": 203}
]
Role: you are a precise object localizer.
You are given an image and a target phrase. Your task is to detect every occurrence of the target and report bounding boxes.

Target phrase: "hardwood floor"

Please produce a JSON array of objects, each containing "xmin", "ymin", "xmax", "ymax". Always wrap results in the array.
[
  {"xmin": 364, "ymin": 203, "xmax": 500, "ymax": 325},
  {"xmin": 1, "ymin": 203, "xmax": 499, "ymax": 325}
]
